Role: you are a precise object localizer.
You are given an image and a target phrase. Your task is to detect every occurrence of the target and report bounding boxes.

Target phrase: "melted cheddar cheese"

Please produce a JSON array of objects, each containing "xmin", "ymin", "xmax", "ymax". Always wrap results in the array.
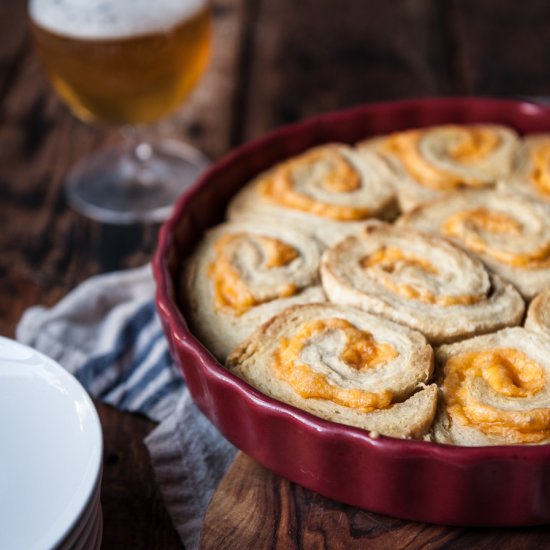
[
  {"xmin": 208, "ymin": 233, "xmax": 298, "ymax": 315},
  {"xmin": 442, "ymin": 208, "xmax": 550, "ymax": 269},
  {"xmin": 272, "ymin": 318, "xmax": 397, "ymax": 412},
  {"xmin": 260, "ymin": 149, "xmax": 373, "ymax": 220},
  {"xmin": 382, "ymin": 127, "xmax": 500, "ymax": 190},
  {"xmin": 530, "ymin": 141, "xmax": 550, "ymax": 196},
  {"xmin": 444, "ymin": 348, "xmax": 550, "ymax": 443},
  {"xmin": 362, "ymin": 246, "xmax": 482, "ymax": 306}
]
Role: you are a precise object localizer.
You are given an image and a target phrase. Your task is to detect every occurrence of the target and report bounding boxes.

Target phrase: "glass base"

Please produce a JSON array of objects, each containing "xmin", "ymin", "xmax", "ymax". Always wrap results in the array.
[{"xmin": 65, "ymin": 139, "xmax": 210, "ymax": 224}]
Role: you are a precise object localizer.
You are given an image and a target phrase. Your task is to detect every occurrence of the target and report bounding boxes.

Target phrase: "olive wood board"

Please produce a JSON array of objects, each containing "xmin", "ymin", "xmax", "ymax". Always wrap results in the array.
[{"xmin": 200, "ymin": 451, "xmax": 550, "ymax": 549}]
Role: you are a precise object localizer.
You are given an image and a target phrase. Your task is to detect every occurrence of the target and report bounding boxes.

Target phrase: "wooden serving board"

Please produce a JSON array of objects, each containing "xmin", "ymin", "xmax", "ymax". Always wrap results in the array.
[{"xmin": 201, "ymin": 451, "xmax": 550, "ymax": 549}]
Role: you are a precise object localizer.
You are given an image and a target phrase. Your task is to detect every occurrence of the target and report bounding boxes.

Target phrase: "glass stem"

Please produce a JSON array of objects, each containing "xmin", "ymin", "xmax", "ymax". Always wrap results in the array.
[{"xmin": 119, "ymin": 126, "xmax": 156, "ymax": 186}]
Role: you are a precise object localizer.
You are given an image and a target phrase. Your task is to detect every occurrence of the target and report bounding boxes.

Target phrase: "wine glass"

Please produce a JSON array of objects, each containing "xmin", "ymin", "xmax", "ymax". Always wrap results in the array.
[{"xmin": 29, "ymin": 0, "xmax": 212, "ymax": 224}]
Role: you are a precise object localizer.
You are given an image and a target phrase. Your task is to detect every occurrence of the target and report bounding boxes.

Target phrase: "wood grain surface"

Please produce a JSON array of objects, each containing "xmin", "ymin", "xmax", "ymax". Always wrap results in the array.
[
  {"xmin": 201, "ymin": 453, "xmax": 550, "ymax": 550},
  {"xmin": 3, "ymin": 0, "xmax": 550, "ymax": 548}
]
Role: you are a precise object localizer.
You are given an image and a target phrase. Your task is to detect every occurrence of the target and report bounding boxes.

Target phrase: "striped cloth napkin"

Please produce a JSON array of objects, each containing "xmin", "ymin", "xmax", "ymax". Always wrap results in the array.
[{"xmin": 16, "ymin": 264, "xmax": 236, "ymax": 550}]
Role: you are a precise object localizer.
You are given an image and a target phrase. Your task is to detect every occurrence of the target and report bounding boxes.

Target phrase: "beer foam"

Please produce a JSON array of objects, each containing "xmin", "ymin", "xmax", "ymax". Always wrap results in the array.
[{"xmin": 30, "ymin": 0, "xmax": 207, "ymax": 40}]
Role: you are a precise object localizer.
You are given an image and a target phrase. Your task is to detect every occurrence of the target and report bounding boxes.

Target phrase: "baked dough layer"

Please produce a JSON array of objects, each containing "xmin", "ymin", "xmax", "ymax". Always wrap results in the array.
[
  {"xmin": 227, "ymin": 303, "xmax": 437, "ymax": 439},
  {"xmin": 177, "ymin": 125, "xmax": 550, "ymax": 446},
  {"xmin": 399, "ymin": 188, "xmax": 550, "ymax": 299},
  {"xmin": 361, "ymin": 124, "xmax": 518, "ymax": 211},
  {"xmin": 525, "ymin": 288, "xmax": 550, "ymax": 337},
  {"xmin": 507, "ymin": 134, "xmax": 550, "ymax": 202},
  {"xmin": 182, "ymin": 220, "xmax": 326, "ymax": 361},
  {"xmin": 227, "ymin": 143, "xmax": 398, "ymax": 245},
  {"xmin": 321, "ymin": 223, "xmax": 524, "ymax": 344},
  {"xmin": 433, "ymin": 328, "xmax": 550, "ymax": 446}
]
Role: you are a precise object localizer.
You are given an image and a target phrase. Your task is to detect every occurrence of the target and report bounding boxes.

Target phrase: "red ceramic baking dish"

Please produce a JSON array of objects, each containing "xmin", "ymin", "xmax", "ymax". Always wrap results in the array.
[{"xmin": 153, "ymin": 98, "xmax": 550, "ymax": 526}]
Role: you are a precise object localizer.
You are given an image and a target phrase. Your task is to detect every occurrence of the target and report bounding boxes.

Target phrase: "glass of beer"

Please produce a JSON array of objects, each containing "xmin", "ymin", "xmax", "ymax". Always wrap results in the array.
[{"xmin": 29, "ymin": 0, "xmax": 212, "ymax": 223}]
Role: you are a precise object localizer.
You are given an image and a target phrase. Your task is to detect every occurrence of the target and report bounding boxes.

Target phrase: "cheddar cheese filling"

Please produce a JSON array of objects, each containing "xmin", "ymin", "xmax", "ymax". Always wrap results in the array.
[
  {"xmin": 442, "ymin": 208, "xmax": 550, "ymax": 268},
  {"xmin": 530, "ymin": 141, "xmax": 550, "ymax": 196},
  {"xmin": 272, "ymin": 318, "xmax": 398, "ymax": 412},
  {"xmin": 260, "ymin": 149, "xmax": 373, "ymax": 220},
  {"xmin": 382, "ymin": 127, "xmax": 500, "ymax": 191},
  {"xmin": 444, "ymin": 348, "xmax": 550, "ymax": 443},
  {"xmin": 448, "ymin": 127, "xmax": 501, "ymax": 163},
  {"xmin": 208, "ymin": 233, "xmax": 299, "ymax": 315},
  {"xmin": 361, "ymin": 246, "xmax": 482, "ymax": 306}
]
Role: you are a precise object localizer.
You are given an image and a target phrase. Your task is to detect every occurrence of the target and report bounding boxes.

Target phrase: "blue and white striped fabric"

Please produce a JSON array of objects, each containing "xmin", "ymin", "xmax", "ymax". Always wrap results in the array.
[
  {"xmin": 16, "ymin": 264, "xmax": 235, "ymax": 550},
  {"xmin": 16, "ymin": 264, "xmax": 183, "ymax": 422}
]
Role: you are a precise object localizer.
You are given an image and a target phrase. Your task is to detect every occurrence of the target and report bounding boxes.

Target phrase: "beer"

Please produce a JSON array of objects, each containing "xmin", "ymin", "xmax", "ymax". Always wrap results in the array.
[{"xmin": 29, "ymin": 0, "xmax": 211, "ymax": 125}]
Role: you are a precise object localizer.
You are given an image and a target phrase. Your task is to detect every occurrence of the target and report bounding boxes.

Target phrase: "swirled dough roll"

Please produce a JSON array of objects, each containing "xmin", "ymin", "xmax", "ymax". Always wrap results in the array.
[
  {"xmin": 227, "ymin": 303, "xmax": 437, "ymax": 439},
  {"xmin": 399, "ymin": 189, "xmax": 550, "ymax": 299},
  {"xmin": 361, "ymin": 124, "xmax": 518, "ymax": 211},
  {"xmin": 433, "ymin": 328, "xmax": 550, "ymax": 445},
  {"xmin": 321, "ymin": 223, "xmax": 524, "ymax": 345},
  {"xmin": 525, "ymin": 288, "xmax": 550, "ymax": 337},
  {"xmin": 182, "ymin": 221, "xmax": 326, "ymax": 360},
  {"xmin": 507, "ymin": 134, "xmax": 550, "ymax": 203},
  {"xmin": 227, "ymin": 144, "xmax": 398, "ymax": 246}
]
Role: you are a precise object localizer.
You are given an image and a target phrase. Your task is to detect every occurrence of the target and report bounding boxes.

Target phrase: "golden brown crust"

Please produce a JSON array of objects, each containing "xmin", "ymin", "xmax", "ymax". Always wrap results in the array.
[
  {"xmin": 506, "ymin": 134, "xmax": 550, "ymax": 203},
  {"xmin": 525, "ymin": 288, "xmax": 550, "ymax": 337},
  {"xmin": 321, "ymin": 223, "xmax": 524, "ymax": 344},
  {"xmin": 227, "ymin": 303, "xmax": 437, "ymax": 439},
  {"xmin": 227, "ymin": 143, "xmax": 399, "ymax": 246},
  {"xmin": 182, "ymin": 220, "xmax": 326, "ymax": 361},
  {"xmin": 398, "ymin": 188, "xmax": 550, "ymax": 299},
  {"xmin": 433, "ymin": 328, "xmax": 550, "ymax": 446},
  {"xmin": 177, "ymin": 128, "xmax": 550, "ymax": 445},
  {"xmin": 361, "ymin": 124, "xmax": 519, "ymax": 211}
]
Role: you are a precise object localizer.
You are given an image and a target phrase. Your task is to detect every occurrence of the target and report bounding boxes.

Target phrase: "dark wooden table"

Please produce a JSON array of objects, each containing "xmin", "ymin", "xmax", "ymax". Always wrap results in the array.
[{"xmin": 3, "ymin": 1, "xmax": 550, "ymax": 548}]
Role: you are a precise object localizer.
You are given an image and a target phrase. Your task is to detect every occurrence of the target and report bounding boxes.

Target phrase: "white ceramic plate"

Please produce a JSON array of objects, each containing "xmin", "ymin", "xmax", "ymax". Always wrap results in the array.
[
  {"xmin": 66, "ymin": 501, "xmax": 102, "ymax": 550},
  {"xmin": 0, "ymin": 336, "xmax": 103, "ymax": 550},
  {"xmin": 73, "ymin": 503, "xmax": 103, "ymax": 550},
  {"xmin": 87, "ymin": 506, "xmax": 103, "ymax": 550},
  {"xmin": 58, "ymin": 479, "xmax": 102, "ymax": 550}
]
